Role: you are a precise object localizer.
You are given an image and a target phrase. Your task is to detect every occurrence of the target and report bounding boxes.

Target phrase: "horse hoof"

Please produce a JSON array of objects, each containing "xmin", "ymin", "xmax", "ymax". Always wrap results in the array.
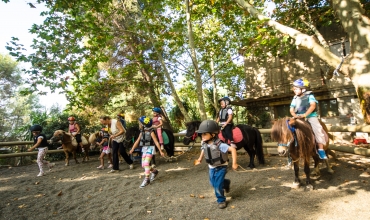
[
  {"xmin": 65, "ymin": 164, "xmax": 69, "ymax": 166},
  {"xmin": 291, "ymin": 182, "xmax": 300, "ymax": 189},
  {"xmin": 327, "ymin": 169, "xmax": 334, "ymax": 174},
  {"xmin": 305, "ymin": 185, "xmax": 314, "ymax": 191}
]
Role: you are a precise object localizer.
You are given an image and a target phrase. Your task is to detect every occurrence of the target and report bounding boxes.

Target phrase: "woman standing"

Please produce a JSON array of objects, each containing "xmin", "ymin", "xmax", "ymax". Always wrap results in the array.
[{"xmin": 100, "ymin": 116, "xmax": 134, "ymax": 173}]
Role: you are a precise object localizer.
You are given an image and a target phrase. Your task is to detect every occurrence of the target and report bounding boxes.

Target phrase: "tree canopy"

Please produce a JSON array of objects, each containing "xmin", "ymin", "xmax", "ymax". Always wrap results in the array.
[{"xmin": 2, "ymin": 0, "xmax": 370, "ymax": 125}]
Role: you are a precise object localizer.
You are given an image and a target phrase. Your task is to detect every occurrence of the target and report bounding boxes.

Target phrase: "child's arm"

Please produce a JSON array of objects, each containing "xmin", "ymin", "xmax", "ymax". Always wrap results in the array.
[
  {"xmin": 194, "ymin": 150, "xmax": 204, "ymax": 165},
  {"xmin": 228, "ymin": 146, "xmax": 238, "ymax": 170},
  {"xmin": 290, "ymin": 107, "xmax": 298, "ymax": 118},
  {"xmin": 28, "ymin": 138, "xmax": 42, "ymax": 152},
  {"xmin": 303, "ymin": 102, "xmax": 317, "ymax": 117},
  {"xmin": 151, "ymin": 132, "xmax": 164, "ymax": 156},
  {"xmin": 129, "ymin": 133, "xmax": 142, "ymax": 154}
]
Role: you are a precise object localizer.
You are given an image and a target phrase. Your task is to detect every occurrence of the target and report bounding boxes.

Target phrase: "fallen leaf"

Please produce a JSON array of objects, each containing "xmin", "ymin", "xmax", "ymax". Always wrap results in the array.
[
  {"xmin": 99, "ymin": 188, "xmax": 103, "ymax": 191},
  {"xmin": 57, "ymin": 191, "xmax": 63, "ymax": 196},
  {"xmin": 190, "ymin": 194, "xmax": 195, "ymax": 197},
  {"xmin": 35, "ymin": 182, "xmax": 40, "ymax": 185},
  {"xmin": 18, "ymin": 204, "xmax": 27, "ymax": 208},
  {"xmin": 231, "ymin": 205, "xmax": 235, "ymax": 208},
  {"xmin": 53, "ymin": 212, "xmax": 58, "ymax": 214},
  {"xmin": 13, "ymin": 198, "xmax": 18, "ymax": 201},
  {"xmin": 35, "ymin": 194, "xmax": 44, "ymax": 198},
  {"xmin": 147, "ymin": 210, "xmax": 152, "ymax": 214},
  {"xmin": 198, "ymin": 195, "xmax": 205, "ymax": 199}
]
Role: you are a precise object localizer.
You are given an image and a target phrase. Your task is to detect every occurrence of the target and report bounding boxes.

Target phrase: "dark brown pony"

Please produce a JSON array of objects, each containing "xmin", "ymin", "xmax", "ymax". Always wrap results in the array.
[
  {"xmin": 271, "ymin": 117, "xmax": 333, "ymax": 190},
  {"xmin": 50, "ymin": 130, "xmax": 90, "ymax": 166},
  {"xmin": 183, "ymin": 121, "xmax": 265, "ymax": 168}
]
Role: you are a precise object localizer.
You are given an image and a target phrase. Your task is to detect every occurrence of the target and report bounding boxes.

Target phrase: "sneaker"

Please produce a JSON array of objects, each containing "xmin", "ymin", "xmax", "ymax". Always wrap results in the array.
[
  {"xmin": 108, "ymin": 164, "xmax": 113, "ymax": 169},
  {"xmin": 224, "ymin": 179, "xmax": 231, "ymax": 193},
  {"xmin": 37, "ymin": 172, "xmax": 44, "ymax": 177},
  {"xmin": 107, "ymin": 169, "xmax": 119, "ymax": 173},
  {"xmin": 129, "ymin": 164, "xmax": 134, "ymax": 170},
  {"xmin": 150, "ymin": 170, "xmax": 159, "ymax": 182},
  {"xmin": 140, "ymin": 178, "xmax": 150, "ymax": 188},
  {"xmin": 318, "ymin": 149, "xmax": 328, "ymax": 159},
  {"xmin": 48, "ymin": 163, "xmax": 55, "ymax": 170},
  {"xmin": 97, "ymin": 165, "xmax": 104, "ymax": 170},
  {"xmin": 218, "ymin": 202, "xmax": 227, "ymax": 209}
]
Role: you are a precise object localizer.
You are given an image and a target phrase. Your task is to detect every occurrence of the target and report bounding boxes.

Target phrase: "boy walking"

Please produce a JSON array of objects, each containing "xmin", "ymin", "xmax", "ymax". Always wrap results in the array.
[{"xmin": 194, "ymin": 120, "xmax": 238, "ymax": 209}]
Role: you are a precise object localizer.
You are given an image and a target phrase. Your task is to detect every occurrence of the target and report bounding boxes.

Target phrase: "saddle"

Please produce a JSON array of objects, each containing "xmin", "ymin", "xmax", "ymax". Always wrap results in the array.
[
  {"xmin": 71, "ymin": 135, "xmax": 89, "ymax": 147},
  {"xmin": 218, "ymin": 127, "xmax": 243, "ymax": 144}
]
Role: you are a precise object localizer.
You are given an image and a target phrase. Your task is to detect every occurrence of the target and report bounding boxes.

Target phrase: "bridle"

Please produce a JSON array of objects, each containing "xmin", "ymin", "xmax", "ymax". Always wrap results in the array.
[{"xmin": 184, "ymin": 131, "xmax": 198, "ymax": 142}]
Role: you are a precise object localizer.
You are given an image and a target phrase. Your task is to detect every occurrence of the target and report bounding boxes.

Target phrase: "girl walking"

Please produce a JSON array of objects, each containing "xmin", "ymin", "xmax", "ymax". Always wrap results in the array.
[
  {"xmin": 129, "ymin": 116, "xmax": 164, "ymax": 188},
  {"xmin": 97, "ymin": 128, "xmax": 113, "ymax": 169},
  {"xmin": 27, "ymin": 125, "xmax": 55, "ymax": 177}
]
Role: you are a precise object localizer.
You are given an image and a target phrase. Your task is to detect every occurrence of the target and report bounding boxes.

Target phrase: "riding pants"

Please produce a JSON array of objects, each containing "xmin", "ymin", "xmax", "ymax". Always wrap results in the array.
[{"xmin": 37, "ymin": 147, "xmax": 49, "ymax": 173}]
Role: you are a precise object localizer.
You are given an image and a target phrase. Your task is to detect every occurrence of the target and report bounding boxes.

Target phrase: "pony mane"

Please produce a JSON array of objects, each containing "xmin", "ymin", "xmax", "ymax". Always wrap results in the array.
[{"xmin": 271, "ymin": 117, "xmax": 315, "ymax": 162}]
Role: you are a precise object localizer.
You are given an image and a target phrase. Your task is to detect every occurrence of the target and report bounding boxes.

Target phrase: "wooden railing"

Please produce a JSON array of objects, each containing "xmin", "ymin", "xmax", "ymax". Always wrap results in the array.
[{"xmin": 1, "ymin": 125, "xmax": 370, "ymax": 159}]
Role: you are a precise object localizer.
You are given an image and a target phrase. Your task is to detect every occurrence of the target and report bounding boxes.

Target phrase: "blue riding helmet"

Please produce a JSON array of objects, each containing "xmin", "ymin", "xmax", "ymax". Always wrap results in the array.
[
  {"xmin": 293, "ymin": 79, "xmax": 310, "ymax": 89},
  {"xmin": 218, "ymin": 96, "xmax": 231, "ymax": 105},
  {"xmin": 139, "ymin": 116, "xmax": 153, "ymax": 128},
  {"xmin": 152, "ymin": 107, "xmax": 162, "ymax": 114}
]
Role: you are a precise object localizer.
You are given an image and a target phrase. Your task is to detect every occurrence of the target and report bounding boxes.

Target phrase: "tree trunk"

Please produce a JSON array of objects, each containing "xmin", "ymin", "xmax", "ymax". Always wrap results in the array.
[
  {"xmin": 331, "ymin": 0, "xmax": 370, "ymax": 123},
  {"xmin": 185, "ymin": 0, "xmax": 207, "ymax": 120}
]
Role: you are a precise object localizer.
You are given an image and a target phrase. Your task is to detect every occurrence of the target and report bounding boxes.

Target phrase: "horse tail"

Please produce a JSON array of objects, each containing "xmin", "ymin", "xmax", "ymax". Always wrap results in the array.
[
  {"xmin": 253, "ymin": 127, "xmax": 265, "ymax": 164},
  {"xmin": 164, "ymin": 129, "xmax": 175, "ymax": 157}
]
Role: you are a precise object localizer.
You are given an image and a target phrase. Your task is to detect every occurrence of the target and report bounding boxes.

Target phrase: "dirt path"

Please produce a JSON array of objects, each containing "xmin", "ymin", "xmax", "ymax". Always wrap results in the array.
[{"xmin": 1, "ymin": 150, "xmax": 370, "ymax": 220}]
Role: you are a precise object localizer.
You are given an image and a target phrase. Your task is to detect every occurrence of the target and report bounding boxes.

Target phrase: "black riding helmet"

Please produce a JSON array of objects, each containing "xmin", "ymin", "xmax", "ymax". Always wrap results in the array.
[
  {"xmin": 30, "ymin": 124, "xmax": 42, "ymax": 132},
  {"xmin": 196, "ymin": 120, "xmax": 219, "ymax": 134}
]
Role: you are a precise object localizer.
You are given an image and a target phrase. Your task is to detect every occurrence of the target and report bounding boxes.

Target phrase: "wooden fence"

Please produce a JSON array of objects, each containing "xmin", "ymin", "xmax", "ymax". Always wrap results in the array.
[{"xmin": 1, "ymin": 125, "xmax": 370, "ymax": 160}]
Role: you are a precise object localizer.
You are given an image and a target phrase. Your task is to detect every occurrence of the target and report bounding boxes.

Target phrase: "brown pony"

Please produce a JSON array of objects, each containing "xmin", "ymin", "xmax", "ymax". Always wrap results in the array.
[
  {"xmin": 271, "ymin": 117, "xmax": 334, "ymax": 190},
  {"xmin": 50, "ymin": 130, "xmax": 90, "ymax": 166}
]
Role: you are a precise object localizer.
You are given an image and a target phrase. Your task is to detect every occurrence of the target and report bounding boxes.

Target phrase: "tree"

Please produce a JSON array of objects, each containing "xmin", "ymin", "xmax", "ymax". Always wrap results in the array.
[{"xmin": 233, "ymin": 0, "xmax": 370, "ymax": 123}]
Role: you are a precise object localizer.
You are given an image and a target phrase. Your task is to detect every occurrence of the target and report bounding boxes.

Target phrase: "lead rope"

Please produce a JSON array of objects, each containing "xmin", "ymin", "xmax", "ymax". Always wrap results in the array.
[{"xmin": 162, "ymin": 140, "xmax": 196, "ymax": 161}]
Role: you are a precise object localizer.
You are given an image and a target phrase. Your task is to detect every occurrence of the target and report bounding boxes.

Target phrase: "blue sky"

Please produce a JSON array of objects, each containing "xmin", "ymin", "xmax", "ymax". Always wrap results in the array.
[{"xmin": 0, "ymin": 1, "xmax": 68, "ymax": 109}]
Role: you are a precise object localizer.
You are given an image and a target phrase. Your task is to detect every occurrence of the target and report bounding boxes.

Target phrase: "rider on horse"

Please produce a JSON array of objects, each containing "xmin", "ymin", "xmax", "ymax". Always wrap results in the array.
[
  {"xmin": 290, "ymin": 78, "xmax": 328, "ymax": 159},
  {"xmin": 216, "ymin": 97, "xmax": 236, "ymax": 148},
  {"xmin": 68, "ymin": 116, "xmax": 84, "ymax": 153},
  {"xmin": 152, "ymin": 107, "xmax": 164, "ymax": 150}
]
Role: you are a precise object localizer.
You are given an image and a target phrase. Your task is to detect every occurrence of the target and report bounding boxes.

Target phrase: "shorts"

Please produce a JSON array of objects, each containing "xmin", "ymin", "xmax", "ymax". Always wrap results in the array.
[{"xmin": 102, "ymin": 146, "xmax": 111, "ymax": 154}]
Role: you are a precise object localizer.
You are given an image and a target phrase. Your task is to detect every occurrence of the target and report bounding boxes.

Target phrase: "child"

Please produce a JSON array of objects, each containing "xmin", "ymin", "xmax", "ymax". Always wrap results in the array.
[
  {"xmin": 27, "ymin": 124, "xmax": 55, "ymax": 177},
  {"xmin": 129, "ymin": 116, "xmax": 165, "ymax": 188},
  {"xmin": 216, "ymin": 97, "xmax": 236, "ymax": 148},
  {"xmin": 68, "ymin": 116, "xmax": 84, "ymax": 152},
  {"xmin": 290, "ymin": 78, "xmax": 328, "ymax": 159},
  {"xmin": 97, "ymin": 128, "xmax": 113, "ymax": 169},
  {"xmin": 152, "ymin": 107, "xmax": 164, "ymax": 150},
  {"xmin": 194, "ymin": 120, "xmax": 238, "ymax": 209}
]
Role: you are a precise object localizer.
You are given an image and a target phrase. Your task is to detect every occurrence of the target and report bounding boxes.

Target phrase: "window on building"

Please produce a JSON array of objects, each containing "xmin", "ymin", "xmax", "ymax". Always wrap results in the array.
[
  {"xmin": 319, "ymin": 99, "xmax": 339, "ymax": 117},
  {"xmin": 275, "ymin": 104, "xmax": 291, "ymax": 118}
]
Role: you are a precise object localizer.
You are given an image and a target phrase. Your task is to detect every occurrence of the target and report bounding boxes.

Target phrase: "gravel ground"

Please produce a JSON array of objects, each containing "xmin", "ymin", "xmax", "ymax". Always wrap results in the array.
[{"xmin": 1, "ymin": 149, "xmax": 370, "ymax": 220}]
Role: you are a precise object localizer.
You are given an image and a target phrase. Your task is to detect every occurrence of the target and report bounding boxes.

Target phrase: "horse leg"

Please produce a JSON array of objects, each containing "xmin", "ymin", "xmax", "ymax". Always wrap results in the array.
[
  {"xmin": 243, "ymin": 144, "xmax": 256, "ymax": 169},
  {"xmin": 292, "ymin": 161, "xmax": 301, "ymax": 188},
  {"xmin": 304, "ymin": 161, "xmax": 313, "ymax": 191},
  {"xmin": 311, "ymin": 155, "xmax": 321, "ymax": 176},
  {"xmin": 73, "ymin": 151, "xmax": 79, "ymax": 164},
  {"xmin": 64, "ymin": 150, "xmax": 69, "ymax": 166},
  {"xmin": 324, "ymin": 158, "xmax": 334, "ymax": 174}
]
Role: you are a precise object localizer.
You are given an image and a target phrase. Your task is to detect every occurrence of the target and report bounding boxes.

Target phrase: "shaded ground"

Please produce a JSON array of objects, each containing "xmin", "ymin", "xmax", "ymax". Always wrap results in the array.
[{"xmin": 1, "ymin": 149, "xmax": 370, "ymax": 220}]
